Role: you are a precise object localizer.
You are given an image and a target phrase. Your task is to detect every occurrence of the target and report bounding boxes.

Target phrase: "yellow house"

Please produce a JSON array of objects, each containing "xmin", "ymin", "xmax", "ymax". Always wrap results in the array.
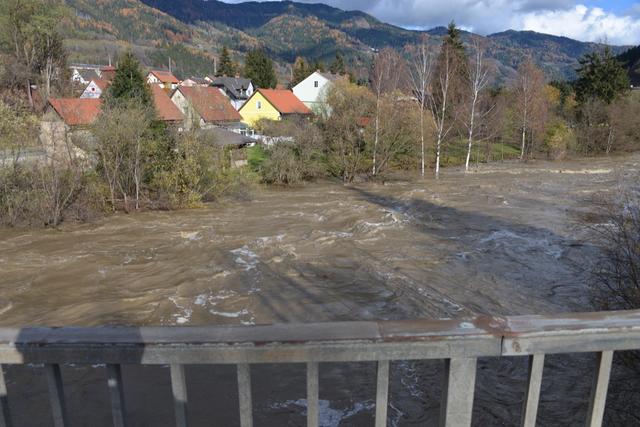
[{"xmin": 239, "ymin": 88, "xmax": 312, "ymax": 127}]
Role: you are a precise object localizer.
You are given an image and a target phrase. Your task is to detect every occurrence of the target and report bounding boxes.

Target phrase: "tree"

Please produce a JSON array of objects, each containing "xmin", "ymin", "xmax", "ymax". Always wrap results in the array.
[
  {"xmin": 217, "ymin": 46, "xmax": 237, "ymax": 77},
  {"xmin": 0, "ymin": 0, "xmax": 68, "ymax": 107},
  {"xmin": 320, "ymin": 81, "xmax": 374, "ymax": 182},
  {"xmin": 464, "ymin": 41, "xmax": 491, "ymax": 172},
  {"xmin": 93, "ymin": 102, "xmax": 154, "ymax": 211},
  {"xmin": 408, "ymin": 39, "xmax": 433, "ymax": 177},
  {"xmin": 366, "ymin": 95, "xmax": 419, "ymax": 176},
  {"xmin": 291, "ymin": 56, "xmax": 310, "ymax": 87},
  {"xmin": 244, "ymin": 49, "xmax": 277, "ymax": 89},
  {"xmin": 575, "ymin": 47, "xmax": 630, "ymax": 105},
  {"xmin": 329, "ymin": 53, "xmax": 346, "ymax": 75},
  {"xmin": 429, "ymin": 23, "xmax": 468, "ymax": 178},
  {"xmin": 370, "ymin": 48, "xmax": 407, "ymax": 176},
  {"xmin": 312, "ymin": 59, "xmax": 325, "ymax": 73},
  {"xmin": 106, "ymin": 51, "xmax": 152, "ymax": 109},
  {"xmin": 513, "ymin": 59, "xmax": 545, "ymax": 160}
]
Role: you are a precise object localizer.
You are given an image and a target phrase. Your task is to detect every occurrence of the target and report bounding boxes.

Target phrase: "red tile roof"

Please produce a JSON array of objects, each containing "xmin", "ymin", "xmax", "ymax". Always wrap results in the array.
[
  {"xmin": 151, "ymin": 85, "xmax": 184, "ymax": 122},
  {"xmin": 258, "ymin": 89, "xmax": 312, "ymax": 115},
  {"xmin": 149, "ymin": 70, "xmax": 179, "ymax": 84},
  {"xmin": 91, "ymin": 79, "xmax": 111, "ymax": 91},
  {"xmin": 48, "ymin": 98, "xmax": 102, "ymax": 126},
  {"xmin": 177, "ymin": 86, "xmax": 242, "ymax": 123}
]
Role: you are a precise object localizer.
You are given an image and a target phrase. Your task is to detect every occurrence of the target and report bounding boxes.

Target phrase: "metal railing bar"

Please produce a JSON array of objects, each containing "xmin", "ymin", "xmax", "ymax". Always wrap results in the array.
[
  {"xmin": 440, "ymin": 358, "xmax": 477, "ymax": 427},
  {"xmin": 170, "ymin": 364, "xmax": 188, "ymax": 427},
  {"xmin": 0, "ymin": 365, "xmax": 12, "ymax": 427},
  {"xmin": 44, "ymin": 364, "xmax": 68, "ymax": 427},
  {"xmin": 0, "ymin": 310, "xmax": 636, "ymax": 366},
  {"xmin": 521, "ymin": 354, "xmax": 544, "ymax": 427},
  {"xmin": 237, "ymin": 364, "xmax": 253, "ymax": 427},
  {"xmin": 375, "ymin": 360, "xmax": 390, "ymax": 427},
  {"xmin": 106, "ymin": 364, "xmax": 127, "ymax": 427},
  {"xmin": 306, "ymin": 362, "xmax": 319, "ymax": 427},
  {"xmin": 586, "ymin": 351, "xmax": 613, "ymax": 427}
]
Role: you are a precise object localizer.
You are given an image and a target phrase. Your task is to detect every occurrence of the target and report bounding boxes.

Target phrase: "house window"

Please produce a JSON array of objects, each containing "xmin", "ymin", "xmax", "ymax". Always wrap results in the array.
[
  {"xmin": 257, "ymin": 101, "xmax": 262, "ymax": 110},
  {"xmin": 314, "ymin": 81, "xmax": 319, "ymax": 88}
]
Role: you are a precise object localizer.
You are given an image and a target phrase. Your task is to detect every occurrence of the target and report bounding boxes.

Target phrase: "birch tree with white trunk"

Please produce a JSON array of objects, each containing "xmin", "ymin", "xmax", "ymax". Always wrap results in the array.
[
  {"xmin": 514, "ymin": 59, "xmax": 545, "ymax": 160},
  {"xmin": 428, "ymin": 45, "xmax": 458, "ymax": 179},
  {"xmin": 464, "ymin": 41, "xmax": 491, "ymax": 173},
  {"xmin": 371, "ymin": 48, "xmax": 405, "ymax": 176},
  {"xmin": 408, "ymin": 39, "xmax": 433, "ymax": 178}
]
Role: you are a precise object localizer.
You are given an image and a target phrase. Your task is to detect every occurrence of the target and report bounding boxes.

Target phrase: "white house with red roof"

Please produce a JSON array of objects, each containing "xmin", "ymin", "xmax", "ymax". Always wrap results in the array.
[
  {"xmin": 80, "ymin": 79, "xmax": 111, "ymax": 99},
  {"xmin": 147, "ymin": 70, "xmax": 179, "ymax": 90}
]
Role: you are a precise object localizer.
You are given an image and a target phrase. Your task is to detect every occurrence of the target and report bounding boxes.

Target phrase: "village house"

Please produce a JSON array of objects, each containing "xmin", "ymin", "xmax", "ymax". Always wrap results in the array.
[
  {"xmin": 239, "ymin": 88, "xmax": 312, "ymax": 127},
  {"xmin": 69, "ymin": 64, "xmax": 102, "ymax": 85},
  {"xmin": 146, "ymin": 70, "xmax": 179, "ymax": 90},
  {"xmin": 100, "ymin": 65, "xmax": 117, "ymax": 81},
  {"xmin": 180, "ymin": 77, "xmax": 209, "ymax": 87},
  {"xmin": 170, "ymin": 86, "xmax": 242, "ymax": 130},
  {"xmin": 150, "ymin": 85, "xmax": 185, "ymax": 127},
  {"xmin": 80, "ymin": 79, "xmax": 111, "ymax": 99},
  {"xmin": 292, "ymin": 71, "xmax": 342, "ymax": 111},
  {"xmin": 210, "ymin": 76, "xmax": 254, "ymax": 110},
  {"xmin": 40, "ymin": 98, "xmax": 102, "ymax": 159}
]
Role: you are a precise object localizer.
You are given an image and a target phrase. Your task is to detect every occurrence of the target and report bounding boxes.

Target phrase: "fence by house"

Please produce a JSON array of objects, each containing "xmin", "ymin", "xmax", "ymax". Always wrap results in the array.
[{"xmin": 0, "ymin": 309, "xmax": 638, "ymax": 427}]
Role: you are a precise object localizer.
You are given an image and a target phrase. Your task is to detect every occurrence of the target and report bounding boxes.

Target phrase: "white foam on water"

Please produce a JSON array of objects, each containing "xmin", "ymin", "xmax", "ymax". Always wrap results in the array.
[
  {"xmin": 0, "ymin": 302, "xmax": 13, "ymax": 316},
  {"xmin": 231, "ymin": 246, "xmax": 260, "ymax": 271},
  {"xmin": 209, "ymin": 308, "xmax": 250, "ymax": 318},
  {"xmin": 480, "ymin": 230, "xmax": 564, "ymax": 259},
  {"xmin": 271, "ymin": 399, "xmax": 374, "ymax": 427},
  {"xmin": 169, "ymin": 296, "xmax": 193, "ymax": 325},
  {"xmin": 255, "ymin": 234, "xmax": 286, "ymax": 246},
  {"xmin": 179, "ymin": 231, "xmax": 201, "ymax": 241}
]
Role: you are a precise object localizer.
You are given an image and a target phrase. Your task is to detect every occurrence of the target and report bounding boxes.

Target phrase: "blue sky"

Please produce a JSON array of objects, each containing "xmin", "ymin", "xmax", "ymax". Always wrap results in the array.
[{"xmin": 221, "ymin": 1, "xmax": 640, "ymax": 45}]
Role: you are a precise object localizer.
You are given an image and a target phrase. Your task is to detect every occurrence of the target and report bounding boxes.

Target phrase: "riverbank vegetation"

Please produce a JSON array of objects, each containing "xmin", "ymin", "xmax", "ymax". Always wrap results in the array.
[
  {"xmin": 1, "ymin": 2, "xmax": 639, "ymax": 228},
  {"xmin": 252, "ymin": 24, "xmax": 637, "ymax": 185}
]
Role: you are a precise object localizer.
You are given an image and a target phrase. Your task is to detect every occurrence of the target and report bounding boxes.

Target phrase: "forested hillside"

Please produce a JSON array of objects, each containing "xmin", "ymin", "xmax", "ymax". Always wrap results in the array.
[{"xmin": 61, "ymin": 0, "xmax": 628, "ymax": 82}]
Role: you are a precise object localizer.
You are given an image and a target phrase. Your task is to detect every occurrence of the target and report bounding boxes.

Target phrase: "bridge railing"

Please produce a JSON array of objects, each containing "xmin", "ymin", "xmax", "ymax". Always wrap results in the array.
[{"xmin": 0, "ymin": 309, "xmax": 639, "ymax": 427}]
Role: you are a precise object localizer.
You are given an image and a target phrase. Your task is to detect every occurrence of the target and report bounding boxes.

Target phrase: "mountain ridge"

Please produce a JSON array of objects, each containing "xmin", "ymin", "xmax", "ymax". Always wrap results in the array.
[{"xmin": 64, "ymin": 0, "xmax": 630, "ymax": 82}]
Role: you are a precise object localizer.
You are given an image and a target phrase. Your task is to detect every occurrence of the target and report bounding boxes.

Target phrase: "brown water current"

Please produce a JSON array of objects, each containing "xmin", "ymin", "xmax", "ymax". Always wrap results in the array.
[{"xmin": 1, "ymin": 155, "xmax": 639, "ymax": 426}]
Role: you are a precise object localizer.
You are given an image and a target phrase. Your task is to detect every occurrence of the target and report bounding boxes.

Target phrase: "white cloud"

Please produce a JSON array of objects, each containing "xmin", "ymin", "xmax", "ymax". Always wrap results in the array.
[
  {"xmin": 222, "ymin": 0, "xmax": 640, "ymax": 44},
  {"xmin": 518, "ymin": 5, "xmax": 640, "ymax": 45}
]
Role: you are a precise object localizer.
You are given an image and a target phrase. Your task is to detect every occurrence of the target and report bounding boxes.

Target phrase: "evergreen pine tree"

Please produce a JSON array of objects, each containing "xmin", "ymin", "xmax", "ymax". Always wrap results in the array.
[
  {"xmin": 217, "ymin": 46, "xmax": 237, "ymax": 77},
  {"xmin": 330, "ymin": 53, "xmax": 346, "ymax": 75},
  {"xmin": 313, "ymin": 60, "xmax": 326, "ymax": 73},
  {"xmin": 445, "ymin": 21, "xmax": 465, "ymax": 53},
  {"xmin": 244, "ymin": 49, "xmax": 277, "ymax": 88},
  {"xmin": 432, "ymin": 21, "xmax": 469, "ymax": 110},
  {"xmin": 575, "ymin": 47, "xmax": 630, "ymax": 105},
  {"xmin": 291, "ymin": 57, "xmax": 310, "ymax": 87},
  {"xmin": 106, "ymin": 51, "xmax": 152, "ymax": 109}
]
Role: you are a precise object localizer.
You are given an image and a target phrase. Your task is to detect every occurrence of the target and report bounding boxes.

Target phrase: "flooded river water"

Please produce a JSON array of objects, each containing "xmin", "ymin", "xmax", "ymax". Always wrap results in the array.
[{"xmin": 1, "ymin": 156, "xmax": 639, "ymax": 426}]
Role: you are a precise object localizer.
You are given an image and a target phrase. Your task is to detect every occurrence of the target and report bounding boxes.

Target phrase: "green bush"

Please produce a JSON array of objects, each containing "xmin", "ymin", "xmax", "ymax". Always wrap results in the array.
[{"xmin": 544, "ymin": 121, "xmax": 576, "ymax": 160}]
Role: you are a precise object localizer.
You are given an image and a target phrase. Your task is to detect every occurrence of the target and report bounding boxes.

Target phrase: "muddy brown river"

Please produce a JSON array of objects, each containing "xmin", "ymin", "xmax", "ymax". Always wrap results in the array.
[{"xmin": 1, "ymin": 156, "xmax": 639, "ymax": 426}]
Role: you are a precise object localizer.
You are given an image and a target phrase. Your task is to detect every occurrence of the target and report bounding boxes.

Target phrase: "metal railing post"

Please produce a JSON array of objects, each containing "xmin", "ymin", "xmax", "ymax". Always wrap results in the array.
[
  {"xmin": 521, "ymin": 354, "xmax": 544, "ymax": 427},
  {"xmin": 307, "ymin": 362, "xmax": 319, "ymax": 427},
  {"xmin": 237, "ymin": 364, "xmax": 253, "ymax": 427},
  {"xmin": 440, "ymin": 358, "xmax": 477, "ymax": 427},
  {"xmin": 586, "ymin": 351, "xmax": 613, "ymax": 427}
]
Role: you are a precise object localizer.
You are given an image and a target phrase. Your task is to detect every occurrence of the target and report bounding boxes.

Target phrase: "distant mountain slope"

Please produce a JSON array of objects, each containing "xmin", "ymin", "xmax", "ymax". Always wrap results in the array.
[
  {"xmin": 617, "ymin": 46, "xmax": 640, "ymax": 86},
  {"xmin": 64, "ymin": 0, "xmax": 628, "ymax": 83},
  {"xmin": 140, "ymin": 0, "xmax": 627, "ymax": 81}
]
